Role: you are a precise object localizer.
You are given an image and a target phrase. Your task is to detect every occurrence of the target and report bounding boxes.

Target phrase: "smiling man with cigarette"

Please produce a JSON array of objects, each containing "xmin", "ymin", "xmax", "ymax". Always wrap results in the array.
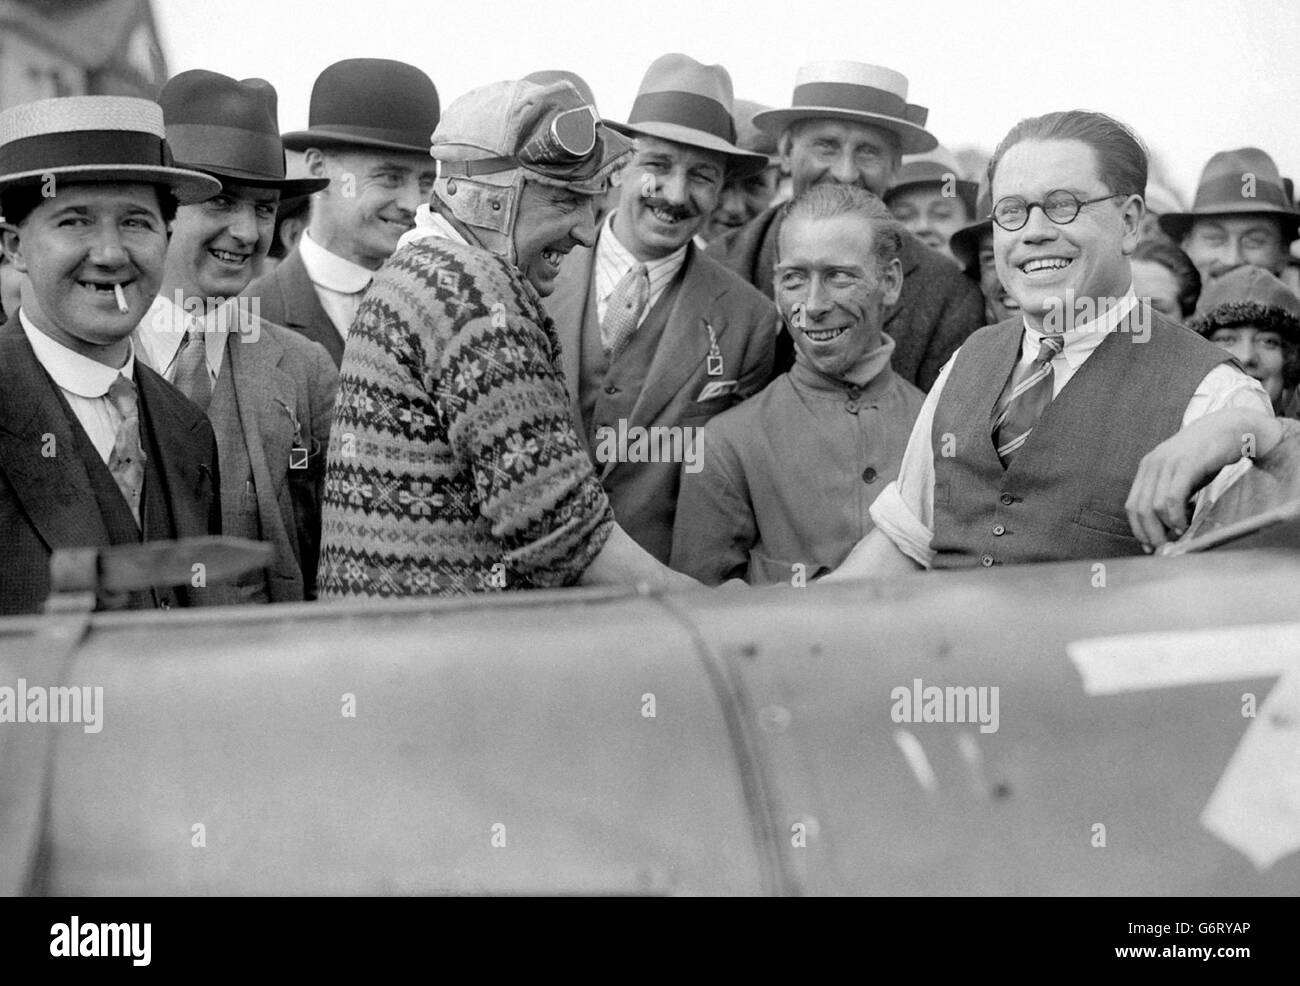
[{"xmin": 0, "ymin": 96, "xmax": 226, "ymax": 615}]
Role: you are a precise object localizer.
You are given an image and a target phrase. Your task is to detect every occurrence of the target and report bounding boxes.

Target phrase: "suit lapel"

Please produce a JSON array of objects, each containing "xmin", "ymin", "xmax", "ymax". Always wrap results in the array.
[
  {"xmin": 545, "ymin": 242, "xmax": 593, "ymax": 417},
  {"xmin": 135, "ymin": 365, "xmax": 211, "ymax": 539},
  {"xmin": 224, "ymin": 318, "xmax": 298, "ymax": 580},
  {"xmin": 628, "ymin": 247, "xmax": 723, "ymax": 429},
  {"xmin": 0, "ymin": 325, "xmax": 108, "ymax": 551},
  {"xmin": 266, "ymin": 247, "xmax": 345, "ymax": 366}
]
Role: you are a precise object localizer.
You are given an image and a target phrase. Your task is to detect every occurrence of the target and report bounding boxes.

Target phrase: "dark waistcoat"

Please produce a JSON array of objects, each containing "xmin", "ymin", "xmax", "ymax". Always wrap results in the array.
[
  {"xmin": 577, "ymin": 274, "xmax": 684, "ymax": 452},
  {"xmin": 56, "ymin": 377, "xmax": 185, "ymax": 609},
  {"xmin": 930, "ymin": 308, "xmax": 1230, "ymax": 568}
]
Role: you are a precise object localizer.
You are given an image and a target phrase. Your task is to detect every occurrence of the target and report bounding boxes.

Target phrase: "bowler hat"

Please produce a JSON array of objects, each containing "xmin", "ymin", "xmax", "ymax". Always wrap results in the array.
[
  {"xmin": 753, "ymin": 61, "xmax": 937, "ymax": 155},
  {"xmin": 886, "ymin": 146, "xmax": 978, "ymax": 217},
  {"xmin": 282, "ymin": 58, "xmax": 440, "ymax": 154},
  {"xmin": 1187, "ymin": 264, "xmax": 1300, "ymax": 345},
  {"xmin": 160, "ymin": 70, "xmax": 328, "ymax": 198},
  {"xmin": 605, "ymin": 53, "xmax": 768, "ymax": 179},
  {"xmin": 0, "ymin": 96, "xmax": 220, "ymax": 204},
  {"xmin": 1159, "ymin": 148, "xmax": 1300, "ymax": 242}
]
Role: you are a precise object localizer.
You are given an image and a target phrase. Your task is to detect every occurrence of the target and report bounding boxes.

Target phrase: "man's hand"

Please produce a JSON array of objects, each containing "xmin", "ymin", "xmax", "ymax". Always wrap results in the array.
[{"xmin": 1126, "ymin": 408, "xmax": 1283, "ymax": 552}]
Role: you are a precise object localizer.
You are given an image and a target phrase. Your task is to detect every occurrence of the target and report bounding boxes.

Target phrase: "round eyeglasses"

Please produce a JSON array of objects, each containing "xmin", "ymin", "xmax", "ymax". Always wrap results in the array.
[{"xmin": 990, "ymin": 190, "xmax": 1134, "ymax": 231}]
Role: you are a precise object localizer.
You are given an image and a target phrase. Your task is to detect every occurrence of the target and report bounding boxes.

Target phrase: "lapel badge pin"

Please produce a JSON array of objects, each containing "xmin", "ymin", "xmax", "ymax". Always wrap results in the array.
[{"xmin": 705, "ymin": 322, "xmax": 723, "ymax": 376}]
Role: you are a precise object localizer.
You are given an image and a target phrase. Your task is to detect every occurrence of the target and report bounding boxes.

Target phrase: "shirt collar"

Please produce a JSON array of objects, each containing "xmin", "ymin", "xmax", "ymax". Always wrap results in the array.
[
  {"xmin": 20, "ymin": 307, "xmax": 134, "ymax": 397},
  {"xmin": 398, "ymin": 203, "xmax": 471, "ymax": 250},
  {"xmin": 600, "ymin": 210, "xmax": 690, "ymax": 278},
  {"xmin": 135, "ymin": 291, "xmax": 229, "ymax": 377},
  {"xmin": 1022, "ymin": 284, "xmax": 1138, "ymax": 368},
  {"xmin": 299, "ymin": 230, "xmax": 375, "ymax": 293}
]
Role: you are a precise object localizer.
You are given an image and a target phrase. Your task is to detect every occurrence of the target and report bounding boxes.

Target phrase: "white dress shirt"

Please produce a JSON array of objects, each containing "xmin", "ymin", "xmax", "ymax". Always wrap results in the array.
[
  {"xmin": 595, "ymin": 211, "xmax": 689, "ymax": 335},
  {"xmin": 21, "ymin": 309, "xmax": 136, "ymax": 463},
  {"xmin": 298, "ymin": 230, "xmax": 374, "ymax": 340},
  {"xmin": 133, "ymin": 291, "xmax": 227, "ymax": 383},
  {"xmin": 868, "ymin": 288, "xmax": 1273, "ymax": 567}
]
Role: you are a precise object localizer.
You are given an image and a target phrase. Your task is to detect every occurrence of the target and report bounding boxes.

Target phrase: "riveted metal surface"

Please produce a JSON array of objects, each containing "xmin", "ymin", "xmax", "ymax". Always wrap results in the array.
[{"xmin": 669, "ymin": 549, "xmax": 1300, "ymax": 895}]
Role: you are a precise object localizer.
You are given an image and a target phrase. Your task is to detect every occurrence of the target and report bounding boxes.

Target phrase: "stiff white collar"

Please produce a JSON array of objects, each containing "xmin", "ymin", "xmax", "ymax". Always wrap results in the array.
[
  {"xmin": 20, "ymin": 308, "xmax": 134, "ymax": 396},
  {"xmin": 299, "ymin": 230, "xmax": 374, "ymax": 293}
]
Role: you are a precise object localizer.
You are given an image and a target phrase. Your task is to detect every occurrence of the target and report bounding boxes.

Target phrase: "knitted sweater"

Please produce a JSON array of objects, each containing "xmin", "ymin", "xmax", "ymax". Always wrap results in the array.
[{"xmin": 317, "ymin": 237, "xmax": 614, "ymax": 597}]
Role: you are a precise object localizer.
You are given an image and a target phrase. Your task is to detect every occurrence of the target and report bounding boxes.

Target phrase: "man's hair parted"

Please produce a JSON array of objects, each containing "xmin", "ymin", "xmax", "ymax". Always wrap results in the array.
[
  {"xmin": 987, "ymin": 110, "xmax": 1148, "ymax": 201},
  {"xmin": 780, "ymin": 183, "xmax": 904, "ymax": 270}
]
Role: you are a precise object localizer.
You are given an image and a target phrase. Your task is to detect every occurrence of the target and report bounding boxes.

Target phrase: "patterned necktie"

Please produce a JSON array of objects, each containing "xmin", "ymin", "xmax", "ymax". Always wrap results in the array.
[
  {"xmin": 602, "ymin": 264, "xmax": 650, "ymax": 362},
  {"xmin": 172, "ymin": 326, "xmax": 211, "ymax": 411},
  {"xmin": 105, "ymin": 373, "xmax": 146, "ymax": 523},
  {"xmin": 991, "ymin": 334, "xmax": 1065, "ymax": 468}
]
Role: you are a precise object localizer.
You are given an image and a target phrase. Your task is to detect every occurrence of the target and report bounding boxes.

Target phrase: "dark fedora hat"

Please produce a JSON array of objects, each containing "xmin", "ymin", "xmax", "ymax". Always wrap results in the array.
[
  {"xmin": 0, "ymin": 95, "xmax": 220, "ymax": 204},
  {"xmin": 753, "ymin": 61, "xmax": 937, "ymax": 155},
  {"xmin": 282, "ymin": 58, "xmax": 440, "ymax": 154},
  {"xmin": 1159, "ymin": 147, "xmax": 1300, "ymax": 243},
  {"xmin": 160, "ymin": 70, "xmax": 328, "ymax": 198},
  {"xmin": 605, "ymin": 53, "xmax": 768, "ymax": 179}
]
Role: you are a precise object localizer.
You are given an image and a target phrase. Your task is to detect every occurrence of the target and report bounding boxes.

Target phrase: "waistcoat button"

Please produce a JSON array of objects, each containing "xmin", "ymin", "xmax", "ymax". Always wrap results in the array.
[
  {"xmin": 862, "ymin": 467, "xmax": 877, "ymax": 483},
  {"xmin": 993, "ymin": 524, "xmax": 1006, "ymax": 536},
  {"xmin": 980, "ymin": 554, "xmax": 995, "ymax": 567},
  {"xmin": 1000, "ymin": 493, "xmax": 1014, "ymax": 505}
]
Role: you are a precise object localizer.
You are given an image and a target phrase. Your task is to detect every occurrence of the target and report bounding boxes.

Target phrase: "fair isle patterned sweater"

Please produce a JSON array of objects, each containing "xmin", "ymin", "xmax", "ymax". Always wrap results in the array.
[{"xmin": 317, "ymin": 237, "xmax": 614, "ymax": 597}]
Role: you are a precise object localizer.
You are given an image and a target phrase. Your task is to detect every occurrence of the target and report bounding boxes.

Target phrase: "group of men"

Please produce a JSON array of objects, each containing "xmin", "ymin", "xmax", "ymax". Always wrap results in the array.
[{"xmin": 1, "ymin": 51, "xmax": 1296, "ymax": 615}]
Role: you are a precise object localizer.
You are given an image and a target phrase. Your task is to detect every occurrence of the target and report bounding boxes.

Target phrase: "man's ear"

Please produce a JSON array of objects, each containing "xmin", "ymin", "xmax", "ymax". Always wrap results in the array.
[
  {"xmin": 777, "ymin": 131, "xmax": 795, "ymax": 175},
  {"xmin": 303, "ymin": 147, "xmax": 330, "ymax": 185},
  {"xmin": 1, "ymin": 223, "xmax": 26, "ymax": 274},
  {"xmin": 879, "ymin": 256, "xmax": 904, "ymax": 307},
  {"xmin": 1119, "ymin": 193, "xmax": 1145, "ymax": 256}
]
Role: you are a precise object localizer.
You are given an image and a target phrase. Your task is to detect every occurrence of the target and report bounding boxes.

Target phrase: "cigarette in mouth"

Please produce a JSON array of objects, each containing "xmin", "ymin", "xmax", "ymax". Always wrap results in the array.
[{"xmin": 113, "ymin": 283, "xmax": 129, "ymax": 314}]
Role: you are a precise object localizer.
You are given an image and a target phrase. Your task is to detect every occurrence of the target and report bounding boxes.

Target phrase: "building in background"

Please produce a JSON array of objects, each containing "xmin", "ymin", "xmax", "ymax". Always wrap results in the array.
[{"xmin": 0, "ymin": 0, "xmax": 167, "ymax": 109}]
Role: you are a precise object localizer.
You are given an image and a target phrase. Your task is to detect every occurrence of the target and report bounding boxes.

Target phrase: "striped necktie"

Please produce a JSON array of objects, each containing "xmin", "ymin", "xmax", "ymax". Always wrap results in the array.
[
  {"xmin": 172, "ymin": 326, "xmax": 211, "ymax": 411},
  {"xmin": 991, "ymin": 334, "xmax": 1065, "ymax": 468},
  {"xmin": 105, "ymin": 373, "xmax": 146, "ymax": 524},
  {"xmin": 602, "ymin": 264, "xmax": 650, "ymax": 362}
]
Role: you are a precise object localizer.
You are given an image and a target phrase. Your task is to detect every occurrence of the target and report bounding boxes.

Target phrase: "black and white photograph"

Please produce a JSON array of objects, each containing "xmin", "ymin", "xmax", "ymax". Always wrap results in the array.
[{"xmin": 0, "ymin": 0, "xmax": 1294, "ymax": 949}]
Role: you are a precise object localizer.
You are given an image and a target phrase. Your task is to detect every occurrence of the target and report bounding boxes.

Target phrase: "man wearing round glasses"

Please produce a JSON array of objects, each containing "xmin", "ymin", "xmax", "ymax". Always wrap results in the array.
[{"xmin": 824, "ymin": 109, "xmax": 1272, "ymax": 578}]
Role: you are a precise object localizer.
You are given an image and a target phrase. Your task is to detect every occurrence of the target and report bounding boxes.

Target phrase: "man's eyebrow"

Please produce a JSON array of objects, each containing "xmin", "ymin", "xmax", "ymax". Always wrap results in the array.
[{"xmin": 372, "ymin": 161, "xmax": 414, "ymax": 174}]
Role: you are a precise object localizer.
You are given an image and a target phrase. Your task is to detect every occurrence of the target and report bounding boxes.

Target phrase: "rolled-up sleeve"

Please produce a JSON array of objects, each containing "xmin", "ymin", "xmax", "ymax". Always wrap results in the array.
[
  {"xmin": 1185, "ymin": 363, "xmax": 1274, "ymax": 515},
  {"xmin": 867, "ymin": 355, "xmax": 956, "ymax": 567}
]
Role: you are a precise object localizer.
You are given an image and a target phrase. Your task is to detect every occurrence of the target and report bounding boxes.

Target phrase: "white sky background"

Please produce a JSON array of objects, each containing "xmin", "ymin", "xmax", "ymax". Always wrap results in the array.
[{"xmin": 157, "ymin": 0, "xmax": 1300, "ymax": 204}]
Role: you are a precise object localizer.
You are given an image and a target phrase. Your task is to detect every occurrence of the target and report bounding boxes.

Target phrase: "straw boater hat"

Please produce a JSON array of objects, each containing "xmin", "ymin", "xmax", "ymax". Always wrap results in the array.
[
  {"xmin": 282, "ymin": 58, "xmax": 440, "ymax": 154},
  {"xmin": 1158, "ymin": 147, "xmax": 1300, "ymax": 243},
  {"xmin": 886, "ymin": 145, "xmax": 978, "ymax": 216},
  {"xmin": 604, "ymin": 53, "xmax": 768, "ymax": 179},
  {"xmin": 0, "ymin": 96, "xmax": 220, "ymax": 204},
  {"xmin": 752, "ymin": 61, "xmax": 937, "ymax": 155},
  {"xmin": 160, "ymin": 70, "xmax": 329, "ymax": 198}
]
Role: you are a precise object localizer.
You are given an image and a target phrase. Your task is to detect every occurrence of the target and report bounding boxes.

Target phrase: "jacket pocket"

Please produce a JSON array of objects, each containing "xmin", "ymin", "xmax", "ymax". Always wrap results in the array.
[{"xmin": 1072, "ymin": 505, "xmax": 1137, "ymax": 539}]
